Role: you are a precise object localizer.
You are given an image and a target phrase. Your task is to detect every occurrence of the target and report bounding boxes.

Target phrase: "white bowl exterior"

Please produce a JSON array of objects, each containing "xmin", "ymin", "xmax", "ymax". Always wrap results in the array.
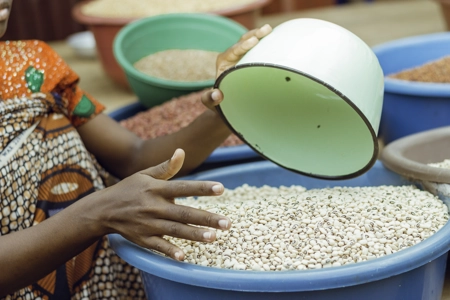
[
  {"xmin": 237, "ymin": 18, "xmax": 384, "ymax": 133},
  {"xmin": 67, "ymin": 31, "xmax": 97, "ymax": 58}
]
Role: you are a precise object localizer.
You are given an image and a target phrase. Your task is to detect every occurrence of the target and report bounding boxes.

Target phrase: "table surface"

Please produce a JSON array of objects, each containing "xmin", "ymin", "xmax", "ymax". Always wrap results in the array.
[{"xmin": 49, "ymin": 0, "xmax": 450, "ymax": 298}]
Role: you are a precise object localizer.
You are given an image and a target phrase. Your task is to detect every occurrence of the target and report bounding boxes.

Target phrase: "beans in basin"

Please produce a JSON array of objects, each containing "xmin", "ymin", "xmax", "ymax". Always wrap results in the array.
[{"xmin": 162, "ymin": 184, "xmax": 448, "ymax": 271}]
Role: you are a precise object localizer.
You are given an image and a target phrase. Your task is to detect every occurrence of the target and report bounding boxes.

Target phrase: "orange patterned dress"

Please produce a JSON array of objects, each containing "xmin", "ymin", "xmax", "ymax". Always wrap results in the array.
[{"xmin": 0, "ymin": 40, "xmax": 145, "ymax": 299}]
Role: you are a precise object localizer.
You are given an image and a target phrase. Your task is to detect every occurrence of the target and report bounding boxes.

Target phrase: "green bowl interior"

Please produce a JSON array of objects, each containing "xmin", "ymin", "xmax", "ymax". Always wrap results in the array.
[
  {"xmin": 216, "ymin": 66, "xmax": 378, "ymax": 179},
  {"xmin": 114, "ymin": 13, "xmax": 247, "ymax": 89}
]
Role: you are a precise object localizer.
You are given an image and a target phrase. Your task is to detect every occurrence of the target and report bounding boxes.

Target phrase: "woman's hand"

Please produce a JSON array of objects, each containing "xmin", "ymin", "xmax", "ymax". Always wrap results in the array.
[
  {"xmin": 94, "ymin": 148, "xmax": 231, "ymax": 261},
  {"xmin": 202, "ymin": 24, "xmax": 273, "ymax": 110},
  {"xmin": 216, "ymin": 24, "xmax": 273, "ymax": 78}
]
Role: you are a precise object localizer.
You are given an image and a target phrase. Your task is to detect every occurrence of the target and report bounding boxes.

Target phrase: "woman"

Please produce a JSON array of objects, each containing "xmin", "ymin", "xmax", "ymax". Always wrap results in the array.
[{"xmin": 0, "ymin": 0, "xmax": 272, "ymax": 298}]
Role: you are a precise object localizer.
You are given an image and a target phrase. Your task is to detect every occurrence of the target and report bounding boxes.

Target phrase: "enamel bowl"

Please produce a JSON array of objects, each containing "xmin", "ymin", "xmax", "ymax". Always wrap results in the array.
[{"xmin": 215, "ymin": 18, "xmax": 384, "ymax": 180}]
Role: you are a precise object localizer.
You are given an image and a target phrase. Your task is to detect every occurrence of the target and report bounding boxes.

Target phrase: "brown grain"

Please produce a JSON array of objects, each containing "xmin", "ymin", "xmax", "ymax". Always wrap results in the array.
[{"xmin": 388, "ymin": 55, "xmax": 450, "ymax": 83}]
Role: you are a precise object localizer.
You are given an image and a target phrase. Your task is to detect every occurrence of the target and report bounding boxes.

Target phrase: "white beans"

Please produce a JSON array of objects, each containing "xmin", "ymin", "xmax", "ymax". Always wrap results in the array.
[
  {"xmin": 428, "ymin": 159, "xmax": 450, "ymax": 169},
  {"xmin": 81, "ymin": 0, "xmax": 261, "ymax": 18},
  {"xmin": 163, "ymin": 184, "xmax": 449, "ymax": 271}
]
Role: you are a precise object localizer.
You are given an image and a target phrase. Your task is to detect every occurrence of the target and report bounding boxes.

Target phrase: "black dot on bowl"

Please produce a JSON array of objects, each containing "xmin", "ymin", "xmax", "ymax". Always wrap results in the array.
[
  {"xmin": 285, "ymin": 77, "xmax": 291, "ymax": 82},
  {"xmin": 317, "ymin": 125, "xmax": 321, "ymax": 128}
]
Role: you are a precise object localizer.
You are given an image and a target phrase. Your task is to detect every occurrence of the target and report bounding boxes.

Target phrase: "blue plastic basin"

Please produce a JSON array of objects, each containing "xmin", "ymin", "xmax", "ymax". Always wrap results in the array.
[
  {"xmin": 108, "ymin": 102, "xmax": 260, "ymax": 167},
  {"xmin": 109, "ymin": 160, "xmax": 450, "ymax": 300},
  {"xmin": 372, "ymin": 32, "xmax": 450, "ymax": 145}
]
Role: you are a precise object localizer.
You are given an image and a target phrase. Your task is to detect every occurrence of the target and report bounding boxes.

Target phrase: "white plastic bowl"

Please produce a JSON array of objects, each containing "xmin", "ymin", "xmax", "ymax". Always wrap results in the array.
[
  {"xmin": 215, "ymin": 18, "xmax": 384, "ymax": 180},
  {"xmin": 66, "ymin": 31, "xmax": 97, "ymax": 58}
]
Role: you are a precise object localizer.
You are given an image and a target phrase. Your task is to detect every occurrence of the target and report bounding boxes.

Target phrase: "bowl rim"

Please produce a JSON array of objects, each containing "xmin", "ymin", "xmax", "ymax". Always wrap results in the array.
[
  {"xmin": 72, "ymin": 0, "xmax": 272, "ymax": 25},
  {"xmin": 372, "ymin": 32, "xmax": 450, "ymax": 97},
  {"xmin": 72, "ymin": 0, "xmax": 139, "ymax": 25},
  {"xmin": 108, "ymin": 160, "xmax": 450, "ymax": 292},
  {"xmin": 113, "ymin": 13, "xmax": 247, "ymax": 89},
  {"xmin": 380, "ymin": 126, "xmax": 450, "ymax": 183}
]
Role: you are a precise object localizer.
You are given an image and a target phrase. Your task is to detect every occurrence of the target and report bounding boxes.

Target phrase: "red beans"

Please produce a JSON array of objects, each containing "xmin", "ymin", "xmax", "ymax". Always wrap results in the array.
[{"xmin": 120, "ymin": 90, "xmax": 244, "ymax": 147}]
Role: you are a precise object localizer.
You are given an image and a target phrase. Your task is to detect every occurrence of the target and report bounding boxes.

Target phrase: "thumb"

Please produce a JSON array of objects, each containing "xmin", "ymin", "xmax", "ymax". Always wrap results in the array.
[
  {"xmin": 201, "ymin": 88, "xmax": 223, "ymax": 111},
  {"xmin": 140, "ymin": 148, "xmax": 185, "ymax": 180}
]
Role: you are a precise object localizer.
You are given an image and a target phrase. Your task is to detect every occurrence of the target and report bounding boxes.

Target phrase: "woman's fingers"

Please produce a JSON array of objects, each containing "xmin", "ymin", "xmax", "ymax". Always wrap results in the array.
[
  {"xmin": 215, "ymin": 24, "xmax": 273, "ymax": 77},
  {"xmin": 229, "ymin": 36, "xmax": 259, "ymax": 61},
  {"xmin": 216, "ymin": 37, "xmax": 258, "ymax": 73},
  {"xmin": 201, "ymin": 88, "xmax": 223, "ymax": 110},
  {"xmin": 113, "ymin": 149, "xmax": 234, "ymax": 261},
  {"xmin": 238, "ymin": 23, "xmax": 272, "ymax": 42},
  {"xmin": 140, "ymin": 216, "xmax": 230, "ymax": 259},
  {"xmin": 203, "ymin": 24, "xmax": 273, "ymax": 112},
  {"xmin": 140, "ymin": 148, "xmax": 185, "ymax": 180},
  {"xmin": 159, "ymin": 203, "xmax": 231, "ymax": 231},
  {"xmin": 144, "ymin": 236, "xmax": 185, "ymax": 261},
  {"xmin": 228, "ymin": 24, "xmax": 273, "ymax": 60},
  {"xmin": 140, "ymin": 149, "xmax": 226, "ymax": 198},
  {"xmin": 155, "ymin": 179, "xmax": 225, "ymax": 199},
  {"xmin": 145, "ymin": 217, "xmax": 225, "ymax": 241},
  {"xmin": 128, "ymin": 203, "xmax": 231, "ymax": 260}
]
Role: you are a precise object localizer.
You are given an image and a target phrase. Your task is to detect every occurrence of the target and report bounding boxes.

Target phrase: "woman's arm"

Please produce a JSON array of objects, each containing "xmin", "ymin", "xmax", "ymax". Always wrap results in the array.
[
  {"xmin": 0, "ymin": 193, "xmax": 103, "ymax": 295},
  {"xmin": 77, "ymin": 25, "xmax": 273, "ymax": 179},
  {"xmin": 77, "ymin": 98, "xmax": 230, "ymax": 178},
  {"xmin": 0, "ymin": 150, "xmax": 231, "ymax": 296}
]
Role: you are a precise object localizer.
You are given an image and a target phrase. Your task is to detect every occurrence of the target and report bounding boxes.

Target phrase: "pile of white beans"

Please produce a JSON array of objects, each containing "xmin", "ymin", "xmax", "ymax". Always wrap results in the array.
[
  {"xmin": 82, "ymin": 0, "xmax": 260, "ymax": 18},
  {"xmin": 164, "ymin": 184, "xmax": 448, "ymax": 271}
]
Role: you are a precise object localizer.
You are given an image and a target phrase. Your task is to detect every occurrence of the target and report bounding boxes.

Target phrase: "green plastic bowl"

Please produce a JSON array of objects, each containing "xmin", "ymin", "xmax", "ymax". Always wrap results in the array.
[{"xmin": 113, "ymin": 13, "xmax": 247, "ymax": 108}]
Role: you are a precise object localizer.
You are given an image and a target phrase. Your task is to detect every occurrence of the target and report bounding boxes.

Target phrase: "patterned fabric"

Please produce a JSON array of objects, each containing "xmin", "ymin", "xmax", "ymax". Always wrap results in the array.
[{"xmin": 0, "ymin": 41, "xmax": 145, "ymax": 299}]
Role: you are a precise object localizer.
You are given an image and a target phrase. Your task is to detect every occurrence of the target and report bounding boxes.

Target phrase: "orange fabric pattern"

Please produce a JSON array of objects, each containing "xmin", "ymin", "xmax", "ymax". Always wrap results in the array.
[
  {"xmin": 0, "ymin": 41, "xmax": 145, "ymax": 299},
  {"xmin": 0, "ymin": 40, "xmax": 105, "ymax": 127}
]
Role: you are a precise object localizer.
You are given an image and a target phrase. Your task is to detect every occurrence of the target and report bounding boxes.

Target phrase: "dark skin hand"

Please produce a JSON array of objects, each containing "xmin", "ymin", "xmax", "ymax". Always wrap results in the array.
[
  {"xmin": 0, "ymin": 149, "xmax": 231, "ymax": 295},
  {"xmin": 78, "ymin": 24, "xmax": 273, "ymax": 179},
  {"xmin": 0, "ymin": 18, "xmax": 272, "ymax": 297}
]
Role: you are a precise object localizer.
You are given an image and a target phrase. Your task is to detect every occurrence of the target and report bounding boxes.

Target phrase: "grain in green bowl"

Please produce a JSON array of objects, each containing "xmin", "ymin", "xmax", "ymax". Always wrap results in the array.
[{"xmin": 133, "ymin": 49, "xmax": 219, "ymax": 82}]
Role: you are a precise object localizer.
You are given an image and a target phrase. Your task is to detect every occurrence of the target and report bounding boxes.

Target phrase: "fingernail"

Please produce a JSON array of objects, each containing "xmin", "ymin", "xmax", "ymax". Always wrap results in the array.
[
  {"xmin": 261, "ymin": 24, "xmax": 271, "ymax": 32},
  {"xmin": 211, "ymin": 90, "xmax": 220, "ymax": 101},
  {"xmin": 171, "ymin": 149, "xmax": 179, "ymax": 160},
  {"xmin": 257, "ymin": 24, "xmax": 272, "ymax": 38},
  {"xmin": 174, "ymin": 251, "xmax": 182, "ymax": 260},
  {"xmin": 244, "ymin": 36, "xmax": 259, "ymax": 49},
  {"xmin": 248, "ymin": 36, "xmax": 258, "ymax": 43},
  {"xmin": 203, "ymin": 231, "xmax": 212, "ymax": 240},
  {"xmin": 212, "ymin": 184, "xmax": 223, "ymax": 194},
  {"xmin": 218, "ymin": 219, "xmax": 229, "ymax": 229}
]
